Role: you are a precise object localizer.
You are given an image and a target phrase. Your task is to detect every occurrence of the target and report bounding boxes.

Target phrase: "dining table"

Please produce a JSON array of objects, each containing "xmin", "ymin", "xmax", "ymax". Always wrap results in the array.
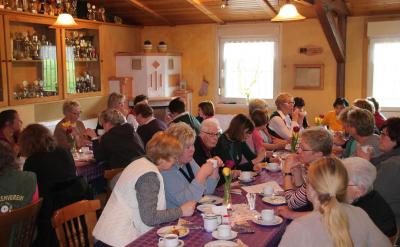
[{"xmin": 127, "ymin": 169, "xmax": 289, "ymax": 247}]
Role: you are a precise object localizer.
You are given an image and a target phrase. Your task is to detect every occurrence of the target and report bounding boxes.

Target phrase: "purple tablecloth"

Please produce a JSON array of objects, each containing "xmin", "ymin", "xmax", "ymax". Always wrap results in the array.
[
  {"xmin": 127, "ymin": 170, "xmax": 288, "ymax": 247},
  {"xmin": 75, "ymin": 160, "xmax": 104, "ymax": 183}
]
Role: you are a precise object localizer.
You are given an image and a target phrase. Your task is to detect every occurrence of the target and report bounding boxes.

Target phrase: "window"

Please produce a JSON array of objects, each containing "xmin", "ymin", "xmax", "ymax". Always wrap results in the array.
[
  {"xmin": 368, "ymin": 38, "xmax": 400, "ymax": 108},
  {"xmin": 217, "ymin": 24, "xmax": 280, "ymax": 105},
  {"xmin": 367, "ymin": 20, "xmax": 400, "ymax": 110}
]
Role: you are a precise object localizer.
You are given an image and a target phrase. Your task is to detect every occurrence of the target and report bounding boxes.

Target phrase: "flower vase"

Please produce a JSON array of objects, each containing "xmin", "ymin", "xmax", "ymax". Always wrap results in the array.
[
  {"xmin": 290, "ymin": 137, "xmax": 297, "ymax": 153},
  {"xmin": 67, "ymin": 134, "xmax": 77, "ymax": 154},
  {"xmin": 223, "ymin": 182, "xmax": 231, "ymax": 206}
]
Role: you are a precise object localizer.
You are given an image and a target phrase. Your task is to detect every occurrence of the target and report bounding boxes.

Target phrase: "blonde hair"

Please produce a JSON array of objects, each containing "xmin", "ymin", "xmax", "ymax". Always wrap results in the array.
[
  {"xmin": 146, "ymin": 132, "xmax": 183, "ymax": 164},
  {"xmin": 165, "ymin": 122, "xmax": 196, "ymax": 147},
  {"xmin": 63, "ymin": 100, "xmax": 80, "ymax": 114},
  {"xmin": 301, "ymin": 127, "xmax": 333, "ymax": 156},
  {"xmin": 308, "ymin": 157, "xmax": 354, "ymax": 247},
  {"xmin": 248, "ymin": 98, "xmax": 268, "ymax": 115},
  {"xmin": 275, "ymin": 93, "xmax": 293, "ymax": 110}
]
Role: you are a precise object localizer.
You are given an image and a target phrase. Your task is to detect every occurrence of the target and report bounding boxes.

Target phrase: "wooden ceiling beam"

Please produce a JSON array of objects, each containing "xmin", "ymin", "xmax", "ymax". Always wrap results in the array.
[
  {"xmin": 184, "ymin": 0, "xmax": 224, "ymax": 24},
  {"xmin": 298, "ymin": 0, "xmax": 350, "ymax": 15},
  {"xmin": 126, "ymin": 0, "xmax": 173, "ymax": 25},
  {"xmin": 261, "ymin": 0, "xmax": 277, "ymax": 15}
]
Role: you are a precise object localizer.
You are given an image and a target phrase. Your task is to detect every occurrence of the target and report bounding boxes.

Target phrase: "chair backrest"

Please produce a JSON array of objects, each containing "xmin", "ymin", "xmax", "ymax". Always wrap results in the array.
[
  {"xmin": 104, "ymin": 168, "xmax": 124, "ymax": 198},
  {"xmin": 51, "ymin": 200, "xmax": 101, "ymax": 247},
  {"xmin": 0, "ymin": 198, "xmax": 43, "ymax": 247}
]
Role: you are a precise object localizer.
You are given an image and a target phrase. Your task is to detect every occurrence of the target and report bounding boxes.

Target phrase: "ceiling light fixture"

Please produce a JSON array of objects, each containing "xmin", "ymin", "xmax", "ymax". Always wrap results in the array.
[
  {"xmin": 271, "ymin": 0, "xmax": 305, "ymax": 22},
  {"xmin": 52, "ymin": 13, "xmax": 78, "ymax": 28},
  {"xmin": 221, "ymin": 0, "xmax": 229, "ymax": 9}
]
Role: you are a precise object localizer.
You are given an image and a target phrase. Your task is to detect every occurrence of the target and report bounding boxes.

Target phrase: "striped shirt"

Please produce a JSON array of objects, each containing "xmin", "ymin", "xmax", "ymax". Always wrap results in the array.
[{"xmin": 284, "ymin": 183, "xmax": 308, "ymax": 210}]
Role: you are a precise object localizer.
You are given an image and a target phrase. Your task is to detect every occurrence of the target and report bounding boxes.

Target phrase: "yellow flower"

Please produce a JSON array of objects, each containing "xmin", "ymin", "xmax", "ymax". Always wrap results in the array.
[
  {"xmin": 61, "ymin": 121, "xmax": 71, "ymax": 128},
  {"xmin": 222, "ymin": 167, "xmax": 231, "ymax": 177}
]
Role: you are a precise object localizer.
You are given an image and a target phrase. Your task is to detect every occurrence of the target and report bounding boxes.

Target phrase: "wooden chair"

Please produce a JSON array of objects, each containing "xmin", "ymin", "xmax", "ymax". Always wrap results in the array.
[
  {"xmin": 0, "ymin": 198, "xmax": 43, "ymax": 247},
  {"xmin": 51, "ymin": 200, "xmax": 101, "ymax": 247},
  {"xmin": 104, "ymin": 168, "xmax": 124, "ymax": 198}
]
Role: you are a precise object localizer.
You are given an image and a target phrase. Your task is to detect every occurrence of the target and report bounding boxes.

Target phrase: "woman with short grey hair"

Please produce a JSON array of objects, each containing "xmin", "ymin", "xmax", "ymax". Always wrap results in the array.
[
  {"xmin": 92, "ymin": 109, "xmax": 145, "ymax": 169},
  {"xmin": 342, "ymin": 157, "xmax": 397, "ymax": 237}
]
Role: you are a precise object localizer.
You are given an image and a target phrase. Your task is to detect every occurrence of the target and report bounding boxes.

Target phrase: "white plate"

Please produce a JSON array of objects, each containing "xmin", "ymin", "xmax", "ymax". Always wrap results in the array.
[
  {"xmin": 238, "ymin": 177, "xmax": 255, "ymax": 183},
  {"xmin": 204, "ymin": 240, "xmax": 238, "ymax": 247},
  {"xmin": 211, "ymin": 230, "xmax": 238, "ymax": 240},
  {"xmin": 158, "ymin": 239, "xmax": 184, "ymax": 247},
  {"xmin": 262, "ymin": 196, "xmax": 286, "ymax": 205},
  {"xmin": 196, "ymin": 204, "xmax": 216, "ymax": 214},
  {"xmin": 199, "ymin": 195, "xmax": 223, "ymax": 205},
  {"xmin": 251, "ymin": 216, "xmax": 283, "ymax": 226},
  {"xmin": 265, "ymin": 163, "xmax": 281, "ymax": 172},
  {"xmin": 157, "ymin": 225, "xmax": 189, "ymax": 238}
]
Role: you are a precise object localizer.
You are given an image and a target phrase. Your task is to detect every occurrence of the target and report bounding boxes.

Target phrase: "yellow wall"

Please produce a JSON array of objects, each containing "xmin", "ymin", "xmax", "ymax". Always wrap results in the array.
[
  {"xmin": 141, "ymin": 17, "xmax": 370, "ymax": 121},
  {"xmin": 0, "ymin": 24, "xmax": 141, "ymax": 126}
]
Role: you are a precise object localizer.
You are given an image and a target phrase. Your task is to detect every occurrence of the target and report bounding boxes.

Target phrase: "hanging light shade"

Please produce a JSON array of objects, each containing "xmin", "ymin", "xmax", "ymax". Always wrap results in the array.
[
  {"xmin": 52, "ymin": 13, "xmax": 78, "ymax": 28},
  {"xmin": 271, "ymin": 2, "xmax": 305, "ymax": 22}
]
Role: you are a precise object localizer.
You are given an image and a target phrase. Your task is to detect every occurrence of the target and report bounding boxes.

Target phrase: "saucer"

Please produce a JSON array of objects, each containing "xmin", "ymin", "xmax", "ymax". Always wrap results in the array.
[
  {"xmin": 212, "ymin": 230, "xmax": 238, "ymax": 240},
  {"xmin": 199, "ymin": 195, "xmax": 223, "ymax": 205},
  {"xmin": 251, "ymin": 216, "xmax": 283, "ymax": 226},
  {"xmin": 262, "ymin": 196, "xmax": 286, "ymax": 205},
  {"xmin": 158, "ymin": 239, "xmax": 184, "ymax": 247},
  {"xmin": 204, "ymin": 240, "xmax": 238, "ymax": 247},
  {"xmin": 196, "ymin": 204, "xmax": 215, "ymax": 214},
  {"xmin": 239, "ymin": 177, "xmax": 255, "ymax": 183},
  {"xmin": 265, "ymin": 163, "xmax": 281, "ymax": 172}
]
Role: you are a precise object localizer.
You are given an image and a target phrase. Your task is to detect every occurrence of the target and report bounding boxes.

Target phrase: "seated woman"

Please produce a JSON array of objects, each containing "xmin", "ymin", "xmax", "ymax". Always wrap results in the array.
[
  {"xmin": 0, "ymin": 141, "xmax": 38, "ymax": 213},
  {"xmin": 20, "ymin": 124, "xmax": 90, "ymax": 246},
  {"xmin": 95, "ymin": 92, "xmax": 129, "ymax": 135},
  {"xmin": 279, "ymin": 157, "xmax": 391, "ymax": 247},
  {"xmin": 367, "ymin": 97, "xmax": 386, "ymax": 130},
  {"xmin": 196, "ymin": 100, "xmax": 215, "ymax": 123},
  {"xmin": 342, "ymin": 157, "xmax": 397, "ymax": 238},
  {"xmin": 126, "ymin": 94, "xmax": 149, "ymax": 131},
  {"xmin": 215, "ymin": 114, "xmax": 266, "ymax": 171},
  {"xmin": 135, "ymin": 103, "xmax": 167, "ymax": 147},
  {"xmin": 93, "ymin": 132, "xmax": 196, "ymax": 247},
  {"xmin": 268, "ymin": 93, "xmax": 305, "ymax": 141},
  {"xmin": 282, "ymin": 127, "xmax": 332, "ymax": 212},
  {"xmin": 90, "ymin": 109, "xmax": 145, "ymax": 169},
  {"xmin": 54, "ymin": 100, "xmax": 90, "ymax": 150},
  {"xmin": 358, "ymin": 117, "xmax": 400, "ymax": 230},
  {"xmin": 293, "ymin": 97, "xmax": 309, "ymax": 129},
  {"xmin": 250, "ymin": 109, "xmax": 287, "ymax": 153},
  {"xmin": 162, "ymin": 122, "xmax": 221, "ymax": 208},
  {"xmin": 0, "ymin": 109, "xmax": 23, "ymax": 155},
  {"xmin": 322, "ymin": 97, "xmax": 349, "ymax": 132}
]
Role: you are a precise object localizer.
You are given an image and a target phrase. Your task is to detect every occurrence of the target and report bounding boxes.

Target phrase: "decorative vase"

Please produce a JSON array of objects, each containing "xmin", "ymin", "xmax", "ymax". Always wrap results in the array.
[
  {"xmin": 67, "ymin": 133, "xmax": 77, "ymax": 154},
  {"xmin": 143, "ymin": 44, "xmax": 152, "ymax": 52},
  {"xmin": 157, "ymin": 44, "xmax": 167, "ymax": 52},
  {"xmin": 223, "ymin": 181, "xmax": 231, "ymax": 206}
]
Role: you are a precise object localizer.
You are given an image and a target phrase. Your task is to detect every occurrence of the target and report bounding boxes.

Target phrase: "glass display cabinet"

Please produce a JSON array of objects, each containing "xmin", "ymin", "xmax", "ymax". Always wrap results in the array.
[
  {"xmin": 63, "ymin": 22, "xmax": 103, "ymax": 98},
  {"xmin": 4, "ymin": 14, "xmax": 62, "ymax": 105}
]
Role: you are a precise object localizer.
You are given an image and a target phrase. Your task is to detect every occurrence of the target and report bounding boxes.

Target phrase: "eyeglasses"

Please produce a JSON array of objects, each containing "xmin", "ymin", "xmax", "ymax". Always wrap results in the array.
[
  {"xmin": 285, "ymin": 101, "xmax": 295, "ymax": 105},
  {"xmin": 201, "ymin": 130, "xmax": 222, "ymax": 137},
  {"xmin": 297, "ymin": 146, "xmax": 314, "ymax": 152},
  {"xmin": 71, "ymin": 111, "xmax": 82, "ymax": 116}
]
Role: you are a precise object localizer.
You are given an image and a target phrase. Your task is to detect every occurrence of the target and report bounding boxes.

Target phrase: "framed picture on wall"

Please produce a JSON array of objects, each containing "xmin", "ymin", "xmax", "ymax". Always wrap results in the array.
[{"xmin": 294, "ymin": 64, "xmax": 324, "ymax": 89}]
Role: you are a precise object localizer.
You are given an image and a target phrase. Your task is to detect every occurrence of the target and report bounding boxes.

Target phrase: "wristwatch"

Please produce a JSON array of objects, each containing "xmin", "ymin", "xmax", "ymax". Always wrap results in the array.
[{"xmin": 283, "ymin": 172, "xmax": 293, "ymax": 177}]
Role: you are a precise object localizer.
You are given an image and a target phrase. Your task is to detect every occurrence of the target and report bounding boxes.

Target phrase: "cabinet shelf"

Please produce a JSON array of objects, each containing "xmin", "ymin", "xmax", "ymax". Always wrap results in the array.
[{"xmin": 12, "ymin": 59, "xmax": 43, "ymax": 63}]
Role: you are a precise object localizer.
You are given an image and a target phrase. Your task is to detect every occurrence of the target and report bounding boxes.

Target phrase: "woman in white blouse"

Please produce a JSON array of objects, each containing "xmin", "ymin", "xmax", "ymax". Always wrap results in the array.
[
  {"xmin": 279, "ymin": 157, "xmax": 391, "ymax": 247},
  {"xmin": 268, "ymin": 93, "xmax": 305, "ymax": 140}
]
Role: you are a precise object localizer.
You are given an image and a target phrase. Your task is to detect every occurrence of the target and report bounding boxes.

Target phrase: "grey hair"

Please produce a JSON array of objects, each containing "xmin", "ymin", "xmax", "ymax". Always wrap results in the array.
[
  {"xmin": 248, "ymin": 98, "xmax": 268, "ymax": 115},
  {"xmin": 200, "ymin": 118, "xmax": 221, "ymax": 132},
  {"xmin": 100, "ymin": 109, "xmax": 126, "ymax": 126},
  {"xmin": 342, "ymin": 157, "xmax": 377, "ymax": 193}
]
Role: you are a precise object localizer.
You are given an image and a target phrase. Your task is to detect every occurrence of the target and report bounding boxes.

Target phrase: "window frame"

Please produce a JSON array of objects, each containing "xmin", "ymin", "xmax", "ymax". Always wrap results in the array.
[{"xmin": 367, "ymin": 36, "xmax": 400, "ymax": 111}]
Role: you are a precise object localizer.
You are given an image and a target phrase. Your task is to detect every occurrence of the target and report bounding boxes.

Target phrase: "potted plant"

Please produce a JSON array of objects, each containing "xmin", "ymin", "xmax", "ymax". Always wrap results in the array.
[
  {"xmin": 157, "ymin": 41, "xmax": 167, "ymax": 52},
  {"xmin": 143, "ymin": 40, "xmax": 152, "ymax": 52}
]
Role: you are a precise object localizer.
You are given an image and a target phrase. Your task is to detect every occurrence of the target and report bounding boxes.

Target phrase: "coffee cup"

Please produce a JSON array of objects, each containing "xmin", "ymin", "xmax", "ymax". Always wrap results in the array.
[
  {"xmin": 240, "ymin": 171, "xmax": 252, "ymax": 181},
  {"xmin": 268, "ymin": 162, "xmax": 279, "ymax": 171},
  {"xmin": 217, "ymin": 224, "xmax": 231, "ymax": 238},
  {"xmin": 263, "ymin": 185, "xmax": 274, "ymax": 196},
  {"xmin": 208, "ymin": 159, "xmax": 218, "ymax": 169},
  {"xmin": 81, "ymin": 146, "xmax": 90, "ymax": 153},
  {"xmin": 261, "ymin": 209, "xmax": 275, "ymax": 222},
  {"xmin": 97, "ymin": 129, "xmax": 105, "ymax": 136},
  {"xmin": 159, "ymin": 234, "xmax": 179, "ymax": 247},
  {"xmin": 203, "ymin": 213, "xmax": 222, "ymax": 232}
]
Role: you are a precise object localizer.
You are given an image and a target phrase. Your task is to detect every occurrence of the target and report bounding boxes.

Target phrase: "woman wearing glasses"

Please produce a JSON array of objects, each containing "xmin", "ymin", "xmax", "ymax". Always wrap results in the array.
[
  {"xmin": 54, "ymin": 100, "xmax": 91, "ymax": 150},
  {"xmin": 279, "ymin": 127, "xmax": 333, "ymax": 217},
  {"xmin": 267, "ymin": 93, "xmax": 305, "ymax": 141}
]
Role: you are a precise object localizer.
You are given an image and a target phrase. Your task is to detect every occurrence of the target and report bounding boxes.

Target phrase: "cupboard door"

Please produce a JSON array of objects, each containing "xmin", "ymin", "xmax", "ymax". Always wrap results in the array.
[
  {"xmin": 4, "ymin": 14, "xmax": 63, "ymax": 106},
  {"xmin": 63, "ymin": 22, "xmax": 103, "ymax": 98},
  {"xmin": 0, "ymin": 15, "xmax": 8, "ymax": 107}
]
